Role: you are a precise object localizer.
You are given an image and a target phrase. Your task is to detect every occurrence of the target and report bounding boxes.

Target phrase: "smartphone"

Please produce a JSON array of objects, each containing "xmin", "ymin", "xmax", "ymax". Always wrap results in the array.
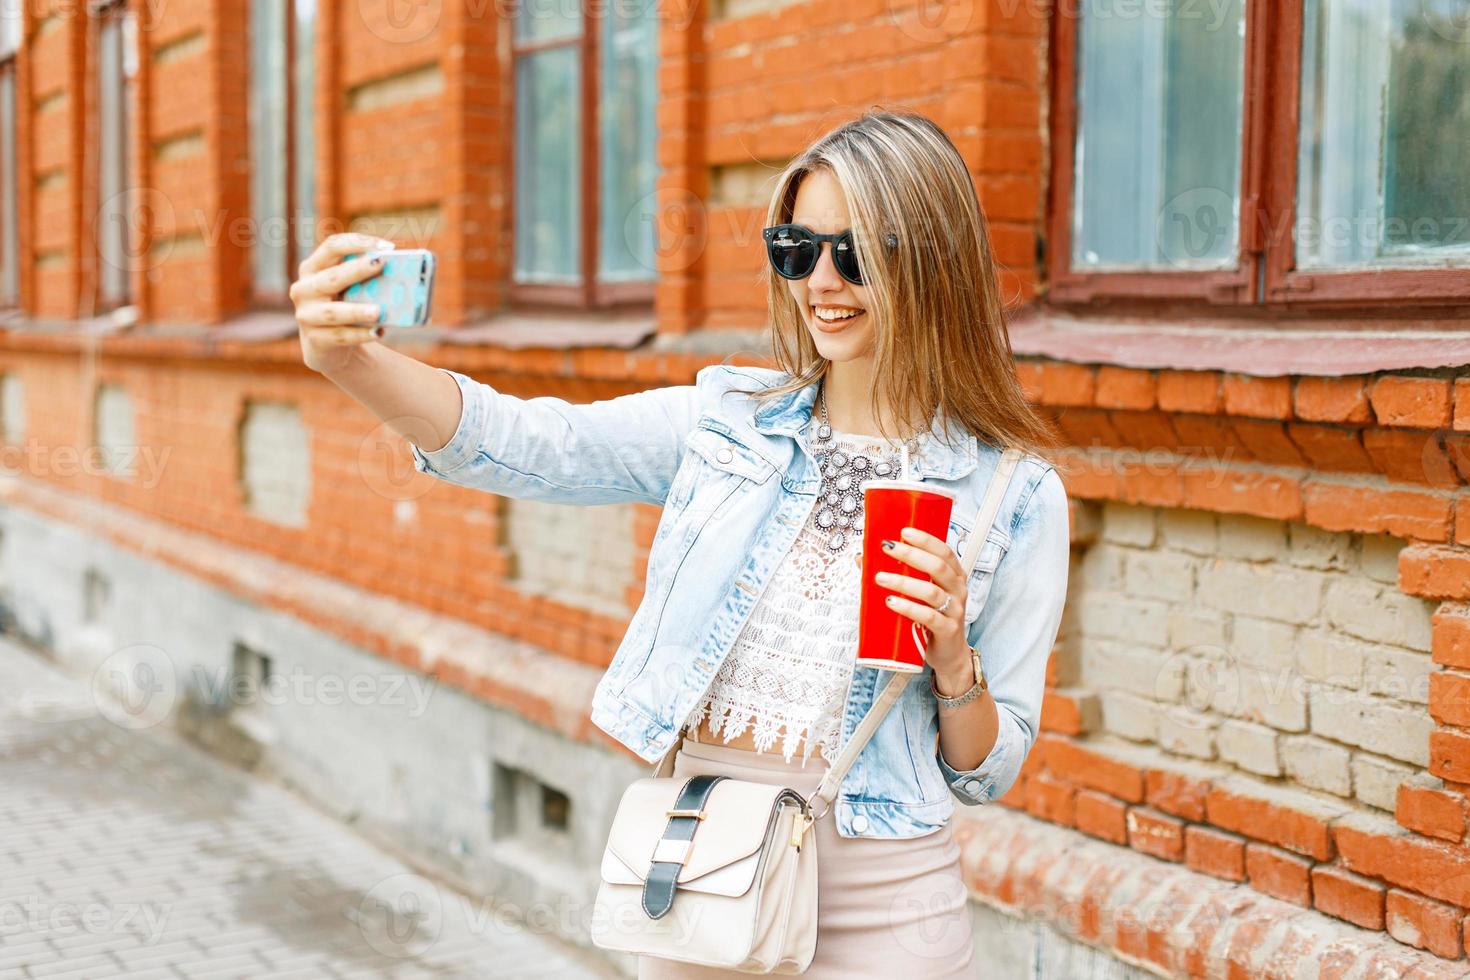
[{"xmin": 341, "ymin": 248, "xmax": 436, "ymax": 328}]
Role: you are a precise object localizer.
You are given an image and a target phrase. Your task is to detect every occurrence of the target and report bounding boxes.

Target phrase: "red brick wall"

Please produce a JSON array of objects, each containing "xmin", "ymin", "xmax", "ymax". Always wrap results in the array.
[
  {"xmin": 27, "ymin": 4, "xmax": 87, "ymax": 318},
  {"xmin": 693, "ymin": 0, "xmax": 1047, "ymax": 330}
]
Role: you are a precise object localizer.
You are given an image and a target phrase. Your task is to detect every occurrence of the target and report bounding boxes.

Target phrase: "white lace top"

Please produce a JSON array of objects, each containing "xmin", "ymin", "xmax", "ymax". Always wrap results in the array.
[{"xmin": 684, "ymin": 429, "xmax": 908, "ymax": 766}]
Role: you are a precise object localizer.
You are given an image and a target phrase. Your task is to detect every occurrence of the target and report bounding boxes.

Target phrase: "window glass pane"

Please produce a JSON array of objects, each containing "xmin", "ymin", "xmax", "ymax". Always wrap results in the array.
[
  {"xmin": 0, "ymin": 69, "xmax": 15, "ymax": 306},
  {"xmin": 294, "ymin": 0, "xmax": 317, "ymax": 260},
  {"xmin": 0, "ymin": 5, "xmax": 18, "ymax": 57},
  {"xmin": 98, "ymin": 13, "xmax": 132, "ymax": 307},
  {"xmin": 1297, "ymin": 0, "xmax": 1470, "ymax": 269},
  {"xmin": 1072, "ymin": 0, "xmax": 1246, "ymax": 272},
  {"xmin": 514, "ymin": 48, "xmax": 580, "ymax": 283},
  {"xmin": 598, "ymin": 1, "xmax": 657, "ymax": 282},
  {"xmin": 249, "ymin": 0, "xmax": 289, "ymax": 295},
  {"xmin": 516, "ymin": 0, "xmax": 581, "ymax": 43}
]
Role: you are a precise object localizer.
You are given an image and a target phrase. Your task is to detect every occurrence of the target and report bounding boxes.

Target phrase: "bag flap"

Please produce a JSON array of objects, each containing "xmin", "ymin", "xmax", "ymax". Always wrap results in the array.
[
  {"xmin": 600, "ymin": 842, "xmax": 764, "ymax": 898},
  {"xmin": 603, "ymin": 776, "xmax": 792, "ymax": 888}
]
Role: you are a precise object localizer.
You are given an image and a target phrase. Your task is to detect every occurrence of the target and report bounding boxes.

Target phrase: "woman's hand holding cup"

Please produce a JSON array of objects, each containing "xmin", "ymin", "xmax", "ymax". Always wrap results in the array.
[
  {"xmin": 875, "ymin": 526, "xmax": 972, "ymax": 686},
  {"xmin": 289, "ymin": 232, "xmax": 397, "ymax": 375}
]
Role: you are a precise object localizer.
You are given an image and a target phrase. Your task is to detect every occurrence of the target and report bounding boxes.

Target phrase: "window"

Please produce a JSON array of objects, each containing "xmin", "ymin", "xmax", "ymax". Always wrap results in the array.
[
  {"xmin": 1048, "ymin": 0, "xmax": 1470, "ymax": 308},
  {"xmin": 248, "ymin": 0, "xmax": 317, "ymax": 302},
  {"xmin": 0, "ymin": 2, "xmax": 18, "ymax": 308},
  {"xmin": 511, "ymin": 0, "xmax": 658, "ymax": 307},
  {"xmin": 1070, "ymin": 0, "xmax": 1246, "ymax": 274},
  {"xmin": 96, "ymin": 0, "xmax": 137, "ymax": 311},
  {"xmin": 1284, "ymin": 0, "xmax": 1470, "ymax": 292}
]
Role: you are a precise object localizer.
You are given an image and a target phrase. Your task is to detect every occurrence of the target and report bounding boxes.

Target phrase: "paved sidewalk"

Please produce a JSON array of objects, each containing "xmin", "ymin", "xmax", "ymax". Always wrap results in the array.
[{"xmin": 0, "ymin": 639, "xmax": 617, "ymax": 979}]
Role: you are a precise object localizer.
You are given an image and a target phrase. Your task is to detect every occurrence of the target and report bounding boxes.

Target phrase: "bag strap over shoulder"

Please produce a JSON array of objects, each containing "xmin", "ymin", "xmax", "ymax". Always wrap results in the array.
[{"xmin": 653, "ymin": 446, "xmax": 1026, "ymax": 798}]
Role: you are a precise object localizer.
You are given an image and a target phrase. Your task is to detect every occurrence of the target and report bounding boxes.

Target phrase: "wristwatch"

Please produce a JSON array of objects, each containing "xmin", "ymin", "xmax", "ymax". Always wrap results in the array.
[{"xmin": 931, "ymin": 645, "xmax": 987, "ymax": 708}]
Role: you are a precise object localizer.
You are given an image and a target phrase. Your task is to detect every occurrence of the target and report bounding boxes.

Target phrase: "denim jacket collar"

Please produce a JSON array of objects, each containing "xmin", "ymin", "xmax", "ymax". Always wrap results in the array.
[{"xmin": 750, "ymin": 376, "xmax": 980, "ymax": 482}]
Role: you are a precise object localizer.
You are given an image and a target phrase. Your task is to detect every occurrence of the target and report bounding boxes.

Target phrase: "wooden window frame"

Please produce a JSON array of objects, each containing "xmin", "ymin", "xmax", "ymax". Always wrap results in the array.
[
  {"xmin": 1260, "ymin": 1, "xmax": 1470, "ymax": 307},
  {"xmin": 1046, "ymin": 0, "xmax": 1470, "ymax": 311},
  {"xmin": 508, "ymin": 11, "xmax": 654, "ymax": 312}
]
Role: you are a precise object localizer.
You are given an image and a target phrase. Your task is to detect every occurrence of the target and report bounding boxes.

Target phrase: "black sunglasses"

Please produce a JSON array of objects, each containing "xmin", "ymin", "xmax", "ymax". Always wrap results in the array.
[{"xmin": 762, "ymin": 224, "xmax": 897, "ymax": 286}]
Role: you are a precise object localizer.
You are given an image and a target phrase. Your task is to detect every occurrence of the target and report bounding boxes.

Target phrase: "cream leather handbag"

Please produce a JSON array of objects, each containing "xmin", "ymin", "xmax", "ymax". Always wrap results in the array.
[{"xmin": 590, "ymin": 448, "xmax": 1023, "ymax": 973}]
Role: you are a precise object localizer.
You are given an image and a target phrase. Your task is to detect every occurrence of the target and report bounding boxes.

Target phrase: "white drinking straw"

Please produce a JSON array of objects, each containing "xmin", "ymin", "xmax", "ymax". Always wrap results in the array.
[{"xmin": 900, "ymin": 443, "xmax": 910, "ymax": 482}]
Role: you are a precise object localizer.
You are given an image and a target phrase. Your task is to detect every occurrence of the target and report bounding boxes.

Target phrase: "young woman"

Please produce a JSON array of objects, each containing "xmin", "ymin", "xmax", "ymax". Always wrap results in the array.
[{"xmin": 290, "ymin": 109, "xmax": 1070, "ymax": 977}]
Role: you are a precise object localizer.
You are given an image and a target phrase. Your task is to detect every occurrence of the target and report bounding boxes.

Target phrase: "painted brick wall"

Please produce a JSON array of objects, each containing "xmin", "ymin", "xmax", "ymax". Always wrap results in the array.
[
  {"xmin": 1076, "ymin": 503, "xmax": 1437, "ymax": 809},
  {"xmin": 503, "ymin": 498, "xmax": 638, "ymax": 618}
]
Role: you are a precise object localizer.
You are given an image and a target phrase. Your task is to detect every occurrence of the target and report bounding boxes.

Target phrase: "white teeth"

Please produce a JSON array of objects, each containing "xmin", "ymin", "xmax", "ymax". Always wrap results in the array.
[{"xmin": 814, "ymin": 307, "xmax": 862, "ymax": 322}]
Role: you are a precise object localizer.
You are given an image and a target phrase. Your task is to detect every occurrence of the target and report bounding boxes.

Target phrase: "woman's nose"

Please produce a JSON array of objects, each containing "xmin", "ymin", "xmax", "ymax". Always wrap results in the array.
[{"xmin": 807, "ymin": 242, "xmax": 845, "ymax": 293}]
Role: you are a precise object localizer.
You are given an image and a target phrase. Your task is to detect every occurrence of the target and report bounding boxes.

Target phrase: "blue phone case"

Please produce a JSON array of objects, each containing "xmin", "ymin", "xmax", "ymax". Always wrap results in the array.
[{"xmin": 342, "ymin": 249, "xmax": 436, "ymax": 327}]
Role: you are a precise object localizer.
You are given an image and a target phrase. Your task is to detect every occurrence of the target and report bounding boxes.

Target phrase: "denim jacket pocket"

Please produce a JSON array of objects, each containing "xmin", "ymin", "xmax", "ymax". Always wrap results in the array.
[
  {"xmin": 671, "ymin": 423, "xmax": 778, "ymax": 513},
  {"xmin": 649, "ymin": 423, "xmax": 777, "ymax": 590},
  {"xmin": 686, "ymin": 424, "xmax": 778, "ymax": 482}
]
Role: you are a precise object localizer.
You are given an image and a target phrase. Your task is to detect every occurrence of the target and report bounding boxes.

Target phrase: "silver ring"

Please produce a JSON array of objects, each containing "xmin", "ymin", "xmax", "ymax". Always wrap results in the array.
[{"xmin": 936, "ymin": 595, "xmax": 952, "ymax": 614}]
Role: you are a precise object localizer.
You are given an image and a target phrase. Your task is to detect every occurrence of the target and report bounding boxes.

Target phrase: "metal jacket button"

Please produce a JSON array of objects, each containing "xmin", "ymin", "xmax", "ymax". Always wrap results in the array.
[
  {"xmin": 716, "ymin": 447, "xmax": 734, "ymax": 464},
  {"xmin": 850, "ymin": 812, "xmax": 870, "ymax": 833}
]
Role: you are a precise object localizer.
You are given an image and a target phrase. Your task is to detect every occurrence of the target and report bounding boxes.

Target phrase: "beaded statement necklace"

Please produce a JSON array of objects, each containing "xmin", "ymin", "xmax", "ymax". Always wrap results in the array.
[{"xmin": 806, "ymin": 382, "xmax": 924, "ymax": 555}]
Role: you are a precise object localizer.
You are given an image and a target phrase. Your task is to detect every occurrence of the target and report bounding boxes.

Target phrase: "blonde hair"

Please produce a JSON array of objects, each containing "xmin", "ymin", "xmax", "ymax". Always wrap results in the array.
[{"xmin": 731, "ymin": 108, "xmax": 1059, "ymax": 458}]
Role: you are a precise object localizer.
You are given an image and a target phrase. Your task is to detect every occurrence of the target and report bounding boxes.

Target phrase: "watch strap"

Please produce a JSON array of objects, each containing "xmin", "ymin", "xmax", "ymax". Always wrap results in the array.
[{"xmin": 931, "ymin": 647, "xmax": 986, "ymax": 706}]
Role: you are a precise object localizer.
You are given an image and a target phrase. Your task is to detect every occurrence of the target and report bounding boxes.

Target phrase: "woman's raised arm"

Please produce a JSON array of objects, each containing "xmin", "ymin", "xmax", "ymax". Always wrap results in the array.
[
  {"xmin": 402, "ymin": 365, "xmax": 701, "ymax": 508},
  {"xmin": 290, "ymin": 233, "xmax": 703, "ymax": 507}
]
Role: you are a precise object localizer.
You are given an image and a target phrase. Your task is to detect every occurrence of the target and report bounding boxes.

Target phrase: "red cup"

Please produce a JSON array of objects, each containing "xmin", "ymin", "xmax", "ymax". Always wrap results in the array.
[{"xmin": 856, "ymin": 479, "xmax": 956, "ymax": 672}]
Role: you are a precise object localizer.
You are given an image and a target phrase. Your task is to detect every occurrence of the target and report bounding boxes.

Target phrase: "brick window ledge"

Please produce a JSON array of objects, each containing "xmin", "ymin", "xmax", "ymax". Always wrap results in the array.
[
  {"xmin": 9, "ymin": 307, "xmax": 1469, "ymax": 379},
  {"xmin": 1017, "ymin": 308, "xmax": 1470, "ymax": 379},
  {"xmin": 1012, "ymin": 307, "xmax": 1470, "ymax": 377},
  {"xmin": 0, "ymin": 310, "xmax": 663, "ymax": 348},
  {"xmin": 0, "ymin": 313, "xmax": 774, "ymax": 383}
]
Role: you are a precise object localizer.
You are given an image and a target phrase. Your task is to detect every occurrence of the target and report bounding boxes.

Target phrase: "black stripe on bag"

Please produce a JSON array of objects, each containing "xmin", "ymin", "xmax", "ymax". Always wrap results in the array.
[{"xmin": 642, "ymin": 774, "xmax": 727, "ymax": 919}]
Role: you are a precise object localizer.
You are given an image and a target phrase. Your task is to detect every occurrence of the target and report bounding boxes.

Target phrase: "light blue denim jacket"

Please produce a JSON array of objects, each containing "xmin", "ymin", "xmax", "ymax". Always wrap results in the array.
[{"xmin": 410, "ymin": 363, "xmax": 1071, "ymax": 839}]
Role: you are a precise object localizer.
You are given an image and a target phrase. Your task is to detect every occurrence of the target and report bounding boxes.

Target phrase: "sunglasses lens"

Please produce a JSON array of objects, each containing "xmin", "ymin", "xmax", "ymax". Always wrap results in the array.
[
  {"xmin": 767, "ymin": 230, "xmax": 816, "ymax": 279},
  {"xmin": 832, "ymin": 235, "xmax": 864, "ymax": 284}
]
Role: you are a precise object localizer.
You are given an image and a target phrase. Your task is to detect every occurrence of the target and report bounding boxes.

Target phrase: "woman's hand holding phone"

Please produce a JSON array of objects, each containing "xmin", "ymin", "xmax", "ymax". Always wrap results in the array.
[
  {"xmin": 289, "ymin": 232, "xmax": 464, "ymax": 460},
  {"xmin": 289, "ymin": 232, "xmax": 396, "ymax": 375}
]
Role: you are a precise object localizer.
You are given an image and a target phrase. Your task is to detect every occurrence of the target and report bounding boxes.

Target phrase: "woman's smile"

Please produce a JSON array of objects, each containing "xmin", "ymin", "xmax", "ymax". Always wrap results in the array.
[{"xmin": 812, "ymin": 303, "xmax": 866, "ymax": 332}]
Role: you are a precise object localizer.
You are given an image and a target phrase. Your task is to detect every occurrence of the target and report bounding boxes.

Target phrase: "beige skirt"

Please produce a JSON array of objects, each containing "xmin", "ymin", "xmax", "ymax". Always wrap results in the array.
[{"xmin": 636, "ymin": 730, "xmax": 979, "ymax": 979}]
